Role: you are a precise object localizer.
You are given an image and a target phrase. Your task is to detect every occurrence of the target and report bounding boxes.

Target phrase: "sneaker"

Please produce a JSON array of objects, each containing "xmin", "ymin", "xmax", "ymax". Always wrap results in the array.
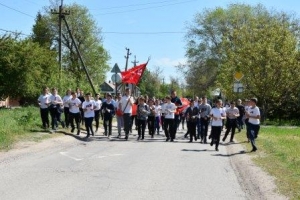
[
  {"xmin": 137, "ymin": 136, "xmax": 140, "ymax": 140},
  {"xmin": 108, "ymin": 135, "xmax": 111, "ymax": 139},
  {"xmin": 151, "ymin": 135, "xmax": 154, "ymax": 138},
  {"xmin": 215, "ymin": 147, "xmax": 219, "ymax": 151},
  {"xmin": 125, "ymin": 135, "xmax": 128, "ymax": 140},
  {"xmin": 166, "ymin": 138, "xmax": 170, "ymax": 142},
  {"xmin": 71, "ymin": 128, "xmax": 75, "ymax": 133},
  {"xmin": 95, "ymin": 128, "xmax": 98, "ymax": 133},
  {"xmin": 222, "ymin": 137, "xmax": 226, "ymax": 142},
  {"xmin": 77, "ymin": 130, "xmax": 80, "ymax": 135}
]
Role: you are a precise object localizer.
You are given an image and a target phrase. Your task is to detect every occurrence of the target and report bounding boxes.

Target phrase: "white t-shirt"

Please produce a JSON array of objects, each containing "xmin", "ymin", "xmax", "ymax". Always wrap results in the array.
[
  {"xmin": 63, "ymin": 95, "xmax": 72, "ymax": 108},
  {"xmin": 68, "ymin": 98, "xmax": 81, "ymax": 113},
  {"xmin": 94, "ymin": 100, "xmax": 102, "ymax": 111},
  {"xmin": 210, "ymin": 107, "xmax": 226, "ymax": 126},
  {"xmin": 120, "ymin": 95, "xmax": 134, "ymax": 114},
  {"xmin": 155, "ymin": 105, "xmax": 162, "ymax": 117},
  {"xmin": 82, "ymin": 100, "xmax": 95, "ymax": 118},
  {"xmin": 49, "ymin": 94, "xmax": 63, "ymax": 107},
  {"xmin": 38, "ymin": 94, "xmax": 50, "ymax": 109},
  {"xmin": 248, "ymin": 106, "xmax": 260, "ymax": 125},
  {"xmin": 164, "ymin": 102, "xmax": 177, "ymax": 119}
]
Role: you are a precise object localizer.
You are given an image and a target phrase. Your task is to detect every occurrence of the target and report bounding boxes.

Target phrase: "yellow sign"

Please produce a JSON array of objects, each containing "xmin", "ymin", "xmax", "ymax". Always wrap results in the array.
[{"xmin": 234, "ymin": 72, "xmax": 244, "ymax": 81}]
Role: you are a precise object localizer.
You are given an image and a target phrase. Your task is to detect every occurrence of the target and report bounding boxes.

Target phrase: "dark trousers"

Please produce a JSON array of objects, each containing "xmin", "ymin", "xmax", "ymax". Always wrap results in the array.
[
  {"xmin": 137, "ymin": 119, "xmax": 147, "ymax": 138},
  {"xmin": 69, "ymin": 112, "xmax": 81, "ymax": 131},
  {"xmin": 173, "ymin": 115, "xmax": 180, "ymax": 136},
  {"xmin": 130, "ymin": 115, "xmax": 136, "ymax": 132},
  {"xmin": 155, "ymin": 116, "xmax": 160, "ymax": 134},
  {"xmin": 181, "ymin": 116, "xmax": 186, "ymax": 129},
  {"xmin": 211, "ymin": 126, "xmax": 222, "ymax": 150},
  {"xmin": 161, "ymin": 115, "xmax": 165, "ymax": 130},
  {"xmin": 245, "ymin": 118, "xmax": 250, "ymax": 140},
  {"xmin": 148, "ymin": 116, "xmax": 155, "ymax": 136},
  {"xmin": 237, "ymin": 116, "xmax": 243, "ymax": 130},
  {"xmin": 40, "ymin": 108, "xmax": 49, "ymax": 128},
  {"xmin": 94, "ymin": 110, "xmax": 100, "ymax": 130},
  {"xmin": 223, "ymin": 119, "xmax": 237, "ymax": 141},
  {"xmin": 84, "ymin": 117, "xmax": 94, "ymax": 137},
  {"xmin": 80, "ymin": 108, "xmax": 84, "ymax": 125},
  {"xmin": 104, "ymin": 117, "xmax": 113, "ymax": 136},
  {"xmin": 164, "ymin": 118, "xmax": 174, "ymax": 140},
  {"xmin": 188, "ymin": 121, "xmax": 197, "ymax": 142},
  {"xmin": 123, "ymin": 113, "xmax": 132, "ymax": 136},
  {"xmin": 49, "ymin": 107, "xmax": 62, "ymax": 130},
  {"xmin": 64, "ymin": 107, "xmax": 70, "ymax": 128},
  {"xmin": 197, "ymin": 118, "xmax": 201, "ymax": 138},
  {"xmin": 200, "ymin": 118, "xmax": 210, "ymax": 142},
  {"xmin": 249, "ymin": 123, "xmax": 260, "ymax": 150}
]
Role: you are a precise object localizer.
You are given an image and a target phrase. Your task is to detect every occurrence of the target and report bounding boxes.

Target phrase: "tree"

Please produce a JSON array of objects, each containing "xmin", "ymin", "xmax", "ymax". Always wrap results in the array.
[
  {"xmin": 0, "ymin": 35, "xmax": 59, "ymax": 104},
  {"xmin": 184, "ymin": 3, "xmax": 300, "ymax": 119},
  {"xmin": 32, "ymin": 2, "xmax": 110, "ymax": 92}
]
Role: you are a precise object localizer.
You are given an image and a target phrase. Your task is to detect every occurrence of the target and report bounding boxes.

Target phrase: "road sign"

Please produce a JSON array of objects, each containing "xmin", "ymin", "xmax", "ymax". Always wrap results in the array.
[
  {"xmin": 111, "ymin": 63, "xmax": 121, "ymax": 73},
  {"xmin": 233, "ymin": 82, "xmax": 244, "ymax": 93},
  {"xmin": 111, "ymin": 74, "xmax": 122, "ymax": 83},
  {"xmin": 234, "ymin": 72, "xmax": 244, "ymax": 81}
]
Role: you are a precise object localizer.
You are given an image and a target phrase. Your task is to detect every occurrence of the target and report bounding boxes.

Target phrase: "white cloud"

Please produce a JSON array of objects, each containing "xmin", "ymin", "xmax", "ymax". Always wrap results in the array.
[{"xmin": 153, "ymin": 57, "xmax": 186, "ymax": 68}]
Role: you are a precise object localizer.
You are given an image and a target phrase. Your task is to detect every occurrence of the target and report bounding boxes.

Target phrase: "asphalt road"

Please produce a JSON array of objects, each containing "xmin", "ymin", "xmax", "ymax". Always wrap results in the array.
[{"xmin": 0, "ymin": 126, "xmax": 248, "ymax": 200}]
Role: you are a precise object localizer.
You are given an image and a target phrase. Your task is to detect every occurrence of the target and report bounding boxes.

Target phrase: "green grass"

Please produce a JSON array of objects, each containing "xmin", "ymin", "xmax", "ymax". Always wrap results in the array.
[
  {"xmin": 0, "ymin": 106, "xmax": 51, "ymax": 150},
  {"xmin": 235, "ymin": 126, "xmax": 300, "ymax": 199}
]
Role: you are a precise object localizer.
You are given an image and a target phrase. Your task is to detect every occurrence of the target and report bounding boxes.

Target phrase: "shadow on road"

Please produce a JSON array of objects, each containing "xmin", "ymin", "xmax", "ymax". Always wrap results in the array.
[
  {"xmin": 212, "ymin": 150, "xmax": 248, "ymax": 157},
  {"xmin": 181, "ymin": 149, "xmax": 216, "ymax": 152}
]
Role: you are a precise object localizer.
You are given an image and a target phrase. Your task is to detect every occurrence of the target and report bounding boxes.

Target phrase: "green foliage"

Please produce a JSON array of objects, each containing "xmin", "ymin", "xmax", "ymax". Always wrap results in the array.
[
  {"xmin": 0, "ymin": 107, "xmax": 41, "ymax": 150},
  {"xmin": 184, "ymin": 3, "xmax": 300, "ymax": 119},
  {"xmin": 39, "ymin": 2, "xmax": 110, "ymax": 91},
  {"xmin": 0, "ymin": 35, "xmax": 60, "ymax": 103}
]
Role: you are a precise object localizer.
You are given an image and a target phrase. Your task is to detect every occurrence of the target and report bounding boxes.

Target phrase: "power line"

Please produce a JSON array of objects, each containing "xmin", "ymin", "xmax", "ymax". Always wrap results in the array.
[
  {"xmin": 102, "ymin": 31, "xmax": 186, "ymax": 35},
  {"xmin": 93, "ymin": 0, "xmax": 197, "ymax": 16},
  {"xmin": 90, "ymin": 0, "xmax": 180, "ymax": 10},
  {"xmin": 0, "ymin": 2, "xmax": 35, "ymax": 18}
]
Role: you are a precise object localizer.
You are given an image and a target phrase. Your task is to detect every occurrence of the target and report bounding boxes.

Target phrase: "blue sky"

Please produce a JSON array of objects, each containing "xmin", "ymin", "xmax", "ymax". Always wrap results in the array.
[{"xmin": 1, "ymin": 0, "xmax": 300, "ymax": 83}]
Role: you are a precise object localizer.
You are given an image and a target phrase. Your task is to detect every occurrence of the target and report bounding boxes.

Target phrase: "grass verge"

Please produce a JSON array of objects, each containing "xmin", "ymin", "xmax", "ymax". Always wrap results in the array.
[
  {"xmin": 235, "ymin": 126, "xmax": 300, "ymax": 200},
  {"xmin": 0, "ymin": 106, "xmax": 54, "ymax": 150}
]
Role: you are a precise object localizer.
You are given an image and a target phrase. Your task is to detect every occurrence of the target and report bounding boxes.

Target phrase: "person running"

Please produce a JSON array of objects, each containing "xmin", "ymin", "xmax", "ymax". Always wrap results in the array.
[
  {"xmin": 100, "ymin": 94, "xmax": 115, "ymax": 138},
  {"xmin": 246, "ymin": 98, "xmax": 260, "ymax": 152},
  {"xmin": 210, "ymin": 99, "xmax": 226, "ymax": 151},
  {"xmin": 62, "ymin": 89, "xmax": 72, "ymax": 128},
  {"xmin": 68, "ymin": 91, "xmax": 82, "ymax": 135},
  {"xmin": 115, "ymin": 94, "xmax": 124, "ymax": 138},
  {"xmin": 77, "ymin": 90, "xmax": 85, "ymax": 125},
  {"xmin": 94, "ymin": 93, "xmax": 102, "ymax": 133},
  {"xmin": 38, "ymin": 86, "xmax": 50, "ymax": 130},
  {"xmin": 171, "ymin": 90, "xmax": 182, "ymax": 138},
  {"xmin": 154, "ymin": 99, "xmax": 162, "ymax": 135},
  {"xmin": 222, "ymin": 101, "xmax": 240, "ymax": 143},
  {"xmin": 136, "ymin": 96, "xmax": 150, "ymax": 140},
  {"xmin": 49, "ymin": 87, "xmax": 64, "ymax": 132},
  {"xmin": 236, "ymin": 99, "xmax": 245, "ymax": 132},
  {"xmin": 185, "ymin": 100, "xmax": 199, "ymax": 142},
  {"xmin": 82, "ymin": 93, "xmax": 95, "ymax": 138},
  {"xmin": 147, "ymin": 98, "xmax": 156, "ymax": 138},
  {"xmin": 120, "ymin": 88, "xmax": 134, "ymax": 140},
  {"xmin": 198, "ymin": 96, "xmax": 212, "ymax": 144},
  {"xmin": 163, "ymin": 96, "xmax": 177, "ymax": 142}
]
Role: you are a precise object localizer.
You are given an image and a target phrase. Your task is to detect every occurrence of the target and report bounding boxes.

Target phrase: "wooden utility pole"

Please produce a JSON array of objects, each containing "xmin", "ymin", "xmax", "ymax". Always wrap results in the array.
[
  {"xmin": 124, "ymin": 47, "xmax": 131, "ymax": 71},
  {"xmin": 51, "ymin": 0, "xmax": 69, "ymax": 78},
  {"xmin": 131, "ymin": 55, "xmax": 139, "ymax": 67}
]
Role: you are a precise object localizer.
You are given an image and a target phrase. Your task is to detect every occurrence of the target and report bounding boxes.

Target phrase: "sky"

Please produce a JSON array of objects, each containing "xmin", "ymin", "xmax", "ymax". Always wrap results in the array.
[{"xmin": 1, "ymin": 0, "xmax": 300, "ymax": 83}]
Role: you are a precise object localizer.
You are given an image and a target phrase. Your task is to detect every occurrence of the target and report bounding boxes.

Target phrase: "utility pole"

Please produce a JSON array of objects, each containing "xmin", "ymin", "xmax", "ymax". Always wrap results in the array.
[
  {"xmin": 51, "ymin": 0, "xmax": 70, "ymax": 78},
  {"xmin": 124, "ymin": 47, "xmax": 131, "ymax": 71},
  {"xmin": 131, "ymin": 55, "xmax": 139, "ymax": 67}
]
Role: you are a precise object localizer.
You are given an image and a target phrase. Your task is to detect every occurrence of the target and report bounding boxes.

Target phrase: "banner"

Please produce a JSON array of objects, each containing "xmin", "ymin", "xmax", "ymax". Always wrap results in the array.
[{"xmin": 121, "ymin": 63, "xmax": 147, "ymax": 85}]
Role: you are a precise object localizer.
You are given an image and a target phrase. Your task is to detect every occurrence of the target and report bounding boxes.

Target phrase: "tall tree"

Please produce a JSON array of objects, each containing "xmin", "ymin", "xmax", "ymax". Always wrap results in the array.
[
  {"xmin": 184, "ymin": 3, "xmax": 300, "ymax": 119},
  {"xmin": 33, "ymin": 2, "xmax": 110, "ymax": 92}
]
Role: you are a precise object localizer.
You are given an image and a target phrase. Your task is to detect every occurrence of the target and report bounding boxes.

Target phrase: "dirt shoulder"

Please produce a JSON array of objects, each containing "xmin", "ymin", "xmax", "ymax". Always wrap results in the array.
[{"xmin": 226, "ymin": 140, "xmax": 288, "ymax": 200}]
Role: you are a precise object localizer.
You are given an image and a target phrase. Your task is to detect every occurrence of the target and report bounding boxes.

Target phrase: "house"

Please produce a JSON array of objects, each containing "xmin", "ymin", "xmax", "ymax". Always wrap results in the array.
[{"xmin": 99, "ymin": 81, "xmax": 141, "ymax": 97}]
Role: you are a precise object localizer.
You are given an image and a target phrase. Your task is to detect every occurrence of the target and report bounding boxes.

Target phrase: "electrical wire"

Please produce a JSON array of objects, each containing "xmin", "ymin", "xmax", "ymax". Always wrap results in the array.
[{"xmin": 0, "ymin": 2, "xmax": 35, "ymax": 18}]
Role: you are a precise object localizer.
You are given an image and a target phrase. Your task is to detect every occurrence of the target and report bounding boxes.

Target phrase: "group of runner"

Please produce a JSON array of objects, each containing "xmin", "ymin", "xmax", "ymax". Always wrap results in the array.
[{"xmin": 38, "ymin": 86, "xmax": 260, "ymax": 152}]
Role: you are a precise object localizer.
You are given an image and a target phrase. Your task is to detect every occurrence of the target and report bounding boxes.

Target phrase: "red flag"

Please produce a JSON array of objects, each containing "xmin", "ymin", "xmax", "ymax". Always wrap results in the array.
[
  {"xmin": 177, "ymin": 98, "xmax": 190, "ymax": 113},
  {"xmin": 121, "ymin": 63, "xmax": 147, "ymax": 85}
]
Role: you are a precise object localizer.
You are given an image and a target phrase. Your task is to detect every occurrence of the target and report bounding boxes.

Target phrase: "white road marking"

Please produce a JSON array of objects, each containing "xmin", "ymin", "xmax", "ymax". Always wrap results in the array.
[
  {"xmin": 97, "ymin": 154, "xmax": 124, "ymax": 159},
  {"xmin": 60, "ymin": 152, "xmax": 83, "ymax": 161}
]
